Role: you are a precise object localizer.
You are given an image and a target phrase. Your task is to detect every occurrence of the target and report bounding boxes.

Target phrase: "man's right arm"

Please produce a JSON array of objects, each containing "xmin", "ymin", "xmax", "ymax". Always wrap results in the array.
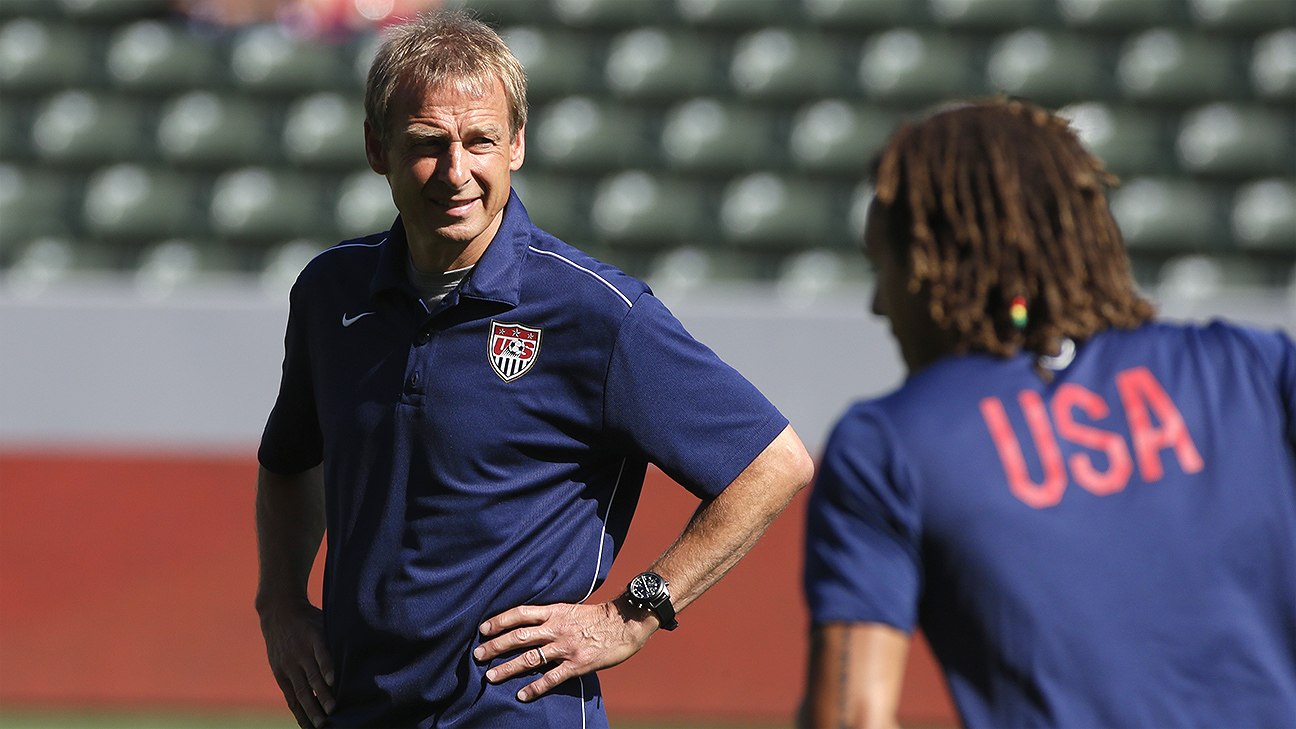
[
  {"xmin": 255, "ymin": 465, "xmax": 334, "ymax": 729},
  {"xmin": 801, "ymin": 622, "xmax": 909, "ymax": 729}
]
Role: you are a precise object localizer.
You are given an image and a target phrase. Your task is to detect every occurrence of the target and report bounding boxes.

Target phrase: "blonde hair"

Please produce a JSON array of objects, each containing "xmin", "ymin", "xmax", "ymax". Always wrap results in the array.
[{"xmin": 364, "ymin": 9, "xmax": 528, "ymax": 144}]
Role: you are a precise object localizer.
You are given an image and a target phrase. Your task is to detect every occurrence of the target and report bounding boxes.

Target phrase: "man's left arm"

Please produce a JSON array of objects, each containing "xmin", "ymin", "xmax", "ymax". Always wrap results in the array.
[{"xmin": 475, "ymin": 424, "xmax": 814, "ymax": 701}]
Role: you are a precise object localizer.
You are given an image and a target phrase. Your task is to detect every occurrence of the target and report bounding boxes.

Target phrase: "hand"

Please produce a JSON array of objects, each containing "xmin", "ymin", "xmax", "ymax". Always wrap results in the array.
[
  {"xmin": 259, "ymin": 600, "xmax": 336, "ymax": 729},
  {"xmin": 474, "ymin": 596, "xmax": 658, "ymax": 702}
]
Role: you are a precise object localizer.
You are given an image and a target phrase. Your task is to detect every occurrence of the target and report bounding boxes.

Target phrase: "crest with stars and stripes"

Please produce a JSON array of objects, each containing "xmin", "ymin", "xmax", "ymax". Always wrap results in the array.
[{"xmin": 489, "ymin": 320, "xmax": 542, "ymax": 382}]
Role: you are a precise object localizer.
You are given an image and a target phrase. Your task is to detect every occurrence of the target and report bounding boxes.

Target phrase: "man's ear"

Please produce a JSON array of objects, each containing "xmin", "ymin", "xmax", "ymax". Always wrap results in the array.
[
  {"xmin": 364, "ymin": 120, "xmax": 388, "ymax": 176},
  {"xmin": 509, "ymin": 124, "xmax": 525, "ymax": 172}
]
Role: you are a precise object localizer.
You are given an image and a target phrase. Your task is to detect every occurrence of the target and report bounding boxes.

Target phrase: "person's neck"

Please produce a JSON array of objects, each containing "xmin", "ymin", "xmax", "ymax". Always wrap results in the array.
[{"xmin": 406, "ymin": 215, "xmax": 503, "ymax": 274}]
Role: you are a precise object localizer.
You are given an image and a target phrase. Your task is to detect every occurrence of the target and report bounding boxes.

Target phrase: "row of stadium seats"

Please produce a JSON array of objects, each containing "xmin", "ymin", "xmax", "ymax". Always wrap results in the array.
[
  {"xmin": 4, "ymin": 18, "xmax": 1294, "ymax": 106},
  {"xmin": 3, "ymin": 163, "xmax": 1292, "ymax": 258},
  {"xmin": 3, "ymin": 89, "xmax": 1292, "ymax": 180},
  {"xmin": 5, "ymin": 0, "xmax": 1293, "ymax": 32}
]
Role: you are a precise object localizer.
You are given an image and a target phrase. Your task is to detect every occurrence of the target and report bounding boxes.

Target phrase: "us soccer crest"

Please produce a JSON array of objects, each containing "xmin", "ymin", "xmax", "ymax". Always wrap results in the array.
[{"xmin": 489, "ymin": 321, "xmax": 542, "ymax": 382}]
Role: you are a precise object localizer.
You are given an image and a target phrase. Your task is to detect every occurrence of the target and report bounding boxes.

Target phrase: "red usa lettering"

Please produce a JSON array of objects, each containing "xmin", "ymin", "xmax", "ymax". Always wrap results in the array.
[{"xmin": 980, "ymin": 366, "xmax": 1204, "ymax": 508}]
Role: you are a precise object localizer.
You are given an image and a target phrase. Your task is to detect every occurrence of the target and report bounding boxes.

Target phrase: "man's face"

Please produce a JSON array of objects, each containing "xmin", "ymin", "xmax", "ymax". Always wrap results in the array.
[
  {"xmin": 365, "ymin": 77, "xmax": 524, "ymax": 256},
  {"xmin": 864, "ymin": 200, "xmax": 949, "ymax": 373}
]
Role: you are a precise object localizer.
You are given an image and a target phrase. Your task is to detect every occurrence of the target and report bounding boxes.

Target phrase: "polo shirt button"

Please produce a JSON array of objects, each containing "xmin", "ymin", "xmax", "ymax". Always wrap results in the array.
[
  {"xmin": 406, "ymin": 371, "xmax": 420, "ymax": 389},
  {"xmin": 415, "ymin": 331, "xmax": 430, "ymax": 345}
]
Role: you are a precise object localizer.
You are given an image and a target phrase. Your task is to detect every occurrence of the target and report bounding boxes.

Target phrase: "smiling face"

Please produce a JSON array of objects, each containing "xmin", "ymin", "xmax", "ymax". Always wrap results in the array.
[{"xmin": 364, "ymin": 76, "xmax": 525, "ymax": 272}]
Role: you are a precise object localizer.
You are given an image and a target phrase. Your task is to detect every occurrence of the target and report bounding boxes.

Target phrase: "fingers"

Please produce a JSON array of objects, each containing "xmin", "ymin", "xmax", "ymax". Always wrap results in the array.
[
  {"xmin": 478, "ymin": 603, "xmax": 548, "ymax": 638},
  {"xmin": 309, "ymin": 637, "xmax": 337, "ymax": 714}
]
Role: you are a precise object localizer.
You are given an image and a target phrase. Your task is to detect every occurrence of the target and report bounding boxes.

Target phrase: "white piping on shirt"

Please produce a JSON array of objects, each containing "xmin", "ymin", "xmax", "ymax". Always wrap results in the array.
[
  {"xmin": 581, "ymin": 458, "xmax": 627, "ymax": 604},
  {"xmin": 527, "ymin": 247, "xmax": 634, "ymax": 309}
]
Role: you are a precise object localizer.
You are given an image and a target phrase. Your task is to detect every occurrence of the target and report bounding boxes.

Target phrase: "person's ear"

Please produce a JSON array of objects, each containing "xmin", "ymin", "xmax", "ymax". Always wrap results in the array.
[
  {"xmin": 364, "ymin": 120, "xmax": 388, "ymax": 176},
  {"xmin": 509, "ymin": 125, "xmax": 525, "ymax": 172}
]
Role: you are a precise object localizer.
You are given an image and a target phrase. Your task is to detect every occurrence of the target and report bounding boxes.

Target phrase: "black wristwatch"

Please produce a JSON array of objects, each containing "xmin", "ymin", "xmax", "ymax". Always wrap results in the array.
[{"xmin": 626, "ymin": 571, "xmax": 678, "ymax": 630}]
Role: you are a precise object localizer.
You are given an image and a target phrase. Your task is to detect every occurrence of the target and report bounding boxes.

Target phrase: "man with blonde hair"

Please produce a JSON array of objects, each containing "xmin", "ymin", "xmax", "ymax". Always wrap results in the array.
[{"xmin": 255, "ymin": 10, "xmax": 813, "ymax": 728}]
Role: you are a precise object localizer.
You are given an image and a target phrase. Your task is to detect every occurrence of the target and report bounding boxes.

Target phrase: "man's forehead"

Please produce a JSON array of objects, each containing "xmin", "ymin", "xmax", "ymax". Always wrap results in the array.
[{"xmin": 391, "ymin": 74, "xmax": 508, "ymax": 115}]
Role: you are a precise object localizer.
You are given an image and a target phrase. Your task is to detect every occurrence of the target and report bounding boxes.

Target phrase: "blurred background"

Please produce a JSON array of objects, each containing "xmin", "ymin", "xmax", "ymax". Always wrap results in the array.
[{"xmin": 1, "ymin": 0, "xmax": 1293, "ymax": 727}]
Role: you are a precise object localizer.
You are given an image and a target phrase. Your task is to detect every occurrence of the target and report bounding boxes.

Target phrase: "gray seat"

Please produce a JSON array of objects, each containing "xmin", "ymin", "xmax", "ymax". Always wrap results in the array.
[
  {"xmin": 789, "ymin": 101, "xmax": 899, "ymax": 176},
  {"xmin": 1188, "ymin": 0, "xmax": 1295, "ymax": 29},
  {"xmin": 802, "ymin": 0, "xmax": 916, "ymax": 28},
  {"xmin": 605, "ymin": 28, "xmax": 721, "ymax": 100},
  {"xmin": 1176, "ymin": 104, "xmax": 1295, "ymax": 178},
  {"xmin": 157, "ymin": 92, "xmax": 274, "ymax": 167},
  {"xmin": 30, "ymin": 91, "xmax": 149, "ymax": 166},
  {"xmin": 82, "ymin": 164, "xmax": 202, "ymax": 242},
  {"xmin": 0, "ymin": 19, "xmax": 96, "ymax": 92},
  {"xmin": 590, "ymin": 170, "xmax": 710, "ymax": 247},
  {"xmin": 532, "ymin": 97, "xmax": 653, "ymax": 171},
  {"xmin": 1117, "ymin": 30, "xmax": 1234, "ymax": 103},
  {"xmin": 283, "ymin": 93, "xmax": 367, "ymax": 169},
  {"xmin": 210, "ymin": 167, "xmax": 329, "ymax": 243},
  {"xmin": 0, "ymin": 100, "xmax": 29, "ymax": 160},
  {"xmin": 335, "ymin": 171, "xmax": 397, "ymax": 240},
  {"xmin": 930, "ymin": 0, "xmax": 1041, "ymax": 28},
  {"xmin": 445, "ymin": 0, "xmax": 548, "ymax": 24},
  {"xmin": 510, "ymin": 171, "xmax": 585, "ymax": 243},
  {"xmin": 107, "ymin": 19, "xmax": 219, "ymax": 91},
  {"xmin": 1252, "ymin": 29, "xmax": 1296, "ymax": 101},
  {"xmin": 1109, "ymin": 177, "xmax": 1225, "ymax": 250},
  {"xmin": 134, "ymin": 239, "xmax": 241, "ymax": 300},
  {"xmin": 0, "ymin": 164, "xmax": 72, "ymax": 255},
  {"xmin": 986, "ymin": 30, "xmax": 1106, "ymax": 104},
  {"xmin": 677, "ymin": 0, "xmax": 790, "ymax": 26},
  {"xmin": 719, "ymin": 173, "xmax": 841, "ymax": 249},
  {"xmin": 1058, "ymin": 102, "xmax": 1165, "ymax": 176},
  {"xmin": 1231, "ymin": 178, "xmax": 1296, "ymax": 251},
  {"xmin": 55, "ymin": 0, "xmax": 173, "ymax": 19},
  {"xmin": 661, "ymin": 98, "xmax": 780, "ymax": 173},
  {"xmin": 0, "ymin": 0, "xmax": 60, "ymax": 17},
  {"xmin": 1058, "ymin": 0, "xmax": 1175, "ymax": 29},
  {"xmin": 859, "ymin": 29, "xmax": 978, "ymax": 102},
  {"xmin": 731, "ymin": 28, "xmax": 849, "ymax": 99},
  {"xmin": 552, "ymin": 0, "xmax": 665, "ymax": 26},
  {"xmin": 230, "ymin": 25, "xmax": 346, "ymax": 95},
  {"xmin": 501, "ymin": 26, "xmax": 597, "ymax": 101}
]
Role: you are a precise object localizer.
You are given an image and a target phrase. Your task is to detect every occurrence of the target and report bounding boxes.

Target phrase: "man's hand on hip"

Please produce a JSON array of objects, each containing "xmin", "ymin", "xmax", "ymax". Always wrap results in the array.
[
  {"xmin": 475, "ymin": 596, "xmax": 657, "ymax": 702},
  {"xmin": 260, "ymin": 600, "xmax": 336, "ymax": 729}
]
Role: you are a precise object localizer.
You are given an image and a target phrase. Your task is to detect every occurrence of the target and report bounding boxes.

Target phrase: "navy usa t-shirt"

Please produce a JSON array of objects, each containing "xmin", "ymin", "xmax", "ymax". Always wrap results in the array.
[
  {"xmin": 260, "ymin": 191, "xmax": 788, "ymax": 728},
  {"xmin": 805, "ymin": 321, "xmax": 1296, "ymax": 727}
]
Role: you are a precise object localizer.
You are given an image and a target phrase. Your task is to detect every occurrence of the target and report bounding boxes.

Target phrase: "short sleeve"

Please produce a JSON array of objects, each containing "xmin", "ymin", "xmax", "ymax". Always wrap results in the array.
[
  {"xmin": 803, "ymin": 403, "xmax": 922, "ymax": 631},
  {"xmin": 258, "ymin": 281, "xmax": 324, "ymax": 474},
  {"xmin": 1226, "ymin": 323, "xmax": 1296, "ymax": 447},
  {"xmin": 603, "ymin": 293, "xmax": 788, "ymax": 499}
]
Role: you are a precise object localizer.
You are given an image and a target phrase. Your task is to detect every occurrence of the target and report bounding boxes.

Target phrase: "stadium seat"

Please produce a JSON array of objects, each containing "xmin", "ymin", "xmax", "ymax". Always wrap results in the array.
[
  {"xmin": 156, "ymin": 92, "xmax": 274, "ymax": 167},
  {"xmin": 1176, "ymin": 104, "xmax": 1294, "ymax": 177},
  {"xmin": 229, "ymin": 25, "xmax": 347, "ymax": 94},
  {"xmin": 1117, "ymin": 30, "xmax": 1234, "ymax": 103},
  {"xmin": 501, "ymin": 26, "xmax": 597, "ymax": 101},
  {"xmin": 776, "ymin": 249, "xmax": 866, "ymax": 306},
  {"xmin": 552, "ymin": 0, "xmax": 665, "ymax": 27},
  {"xmin": 1188, "ymin": 0, "xmax": 1295, "ymax": 30},
  {"xmin": 590, "ymin": 170, "xmax": 710, "ymax": 247},
  {"xmin": 859, "ymin": 29, "xmax": 978, "ymax": 102},
  {"xmin": 660, "ymin": 98, "xmax": 780, "ymax": 173},
  {"xmin": 0, "ymin": 165, "xmax": 72, "ymax": 255},
  {"xmin": 30, "ymin": 91, "xmax": 149, "ymax": 166},
  {"xmin": 677, "ymin": 0, "xmax": 790, "ymax": 26},
  {"xmin": 1252, "ymin": 29, "xmax": 1296, "ymax": 100},
  {"xmin": 283, "ymin": 93, "xmax": 367, "ymax": 169},
  {"xmin": 789, "ymin": 100, "xmax": 899, "ymax": 176},
  {"xmin": 1231, "ymin": 178, "xmax": 1296, "ymax": 250},
  {"xmin": 510, "ymin": 171, "xmax": 585, "ymax": 242},
  {"xmin": 134, "ymin": 239, "xmax": 240, "ymax": 299},
  {"xmin": 719, "ymin": 173, "xmax": 842, "ymax": 248},
  {"xmin": 107, "ymin": 19, "xmax": 219, "ymax": 91},
  {"xmin": 1109, "ymin": 177, "xmax": 1225, "ymax": 250},
  {"xmin": 335, "ymin": 170, "xmax": 397, "ymax": 240},
  {"xmin": 532, "ymin": 97, "xmax": 653, "ymax": 171},
  {"xmin": 5, "ymin": 237, "xmax": 78, "ymax": 295},
  {"xmin": 209, "ymin": 167, "xmax": 330, "ymax": 243},
  {"xmin": 731, "ymin": 28, "xmax": 849, "ymax": 99},
  {"xmin": 1058, "ymin": 102, "xmax": 1165, "ymax": 176},
  {"xmin": 1057, "ymin": 0, "xmax": 1175, "ymax": 29},
  {"xmin": 0, "ymin": 19, "xmax": 96, "ymax": 92},
  {"xmin": 261, "ymin": 238, "xmax": 328, "ymax": 298},
  {"xmin": 0, "ymin": 0, "xmax": 58, "ymax": 17},
  {"xmin": 447, "ymin": 0, "xmax": 549, "ymax": 24},
  {"xmin": 0, "ymin": 100, "xmax": 29, "ymax": 160},
  {"xmin": 986, "ymin": 30, "xmax": 1106, "ymax": 104},
  {"xmin": 54, "ymin": 0, "xmax": 173, "ymax": 20},
  {"xmin": 802, "ymin": 0, "xmax": 916, "ymax": 28},
  {"xmin": 930, "ymin": 0, "xmax": 1041, "ymax": 28},
  {"xmin": 605, "ymin": 28, "xmax": 721, "ymax": 100},
  {"xmin": 82, "ymin": 165, "xmax": 202, "ymax": 242}
]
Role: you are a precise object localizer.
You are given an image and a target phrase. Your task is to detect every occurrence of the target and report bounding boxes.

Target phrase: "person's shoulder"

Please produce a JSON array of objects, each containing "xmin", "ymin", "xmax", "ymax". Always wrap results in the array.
[
  {"xmin": 295, "ymin": 231, "xmax": 388, "ymax": 286},
  {"xmin": 1118, "ymin": 318, "xmax": 1294, "ymax": 361},
  {"xmin": 521, "ymin": 230, "xmax": 651, "ymax": 313}
]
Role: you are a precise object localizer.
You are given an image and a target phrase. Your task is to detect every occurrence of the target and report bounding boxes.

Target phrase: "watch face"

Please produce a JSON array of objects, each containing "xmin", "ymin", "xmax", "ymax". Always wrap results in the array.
[{"xmin": 630, "ymin": 572, "xmax": 662, "ymax": 600}]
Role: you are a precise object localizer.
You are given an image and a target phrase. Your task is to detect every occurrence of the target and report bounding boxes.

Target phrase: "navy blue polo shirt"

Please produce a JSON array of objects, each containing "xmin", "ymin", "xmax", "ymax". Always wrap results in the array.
[{"xmin": 259, "ymin": 190, "xmax": 788, "ymax": 728}]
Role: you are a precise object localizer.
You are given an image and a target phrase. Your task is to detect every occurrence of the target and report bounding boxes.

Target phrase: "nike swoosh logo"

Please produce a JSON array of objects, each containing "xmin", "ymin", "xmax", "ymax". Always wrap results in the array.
[{"xmin": 342, "ymin": 312, "xmax": 375, "ymax": 327}]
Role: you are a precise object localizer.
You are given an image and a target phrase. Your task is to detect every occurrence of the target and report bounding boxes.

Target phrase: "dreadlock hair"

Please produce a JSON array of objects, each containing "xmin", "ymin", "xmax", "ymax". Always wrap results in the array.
[{"xmin": 871, "ymin": 97, "xmax": 1155, "ymax": 361}]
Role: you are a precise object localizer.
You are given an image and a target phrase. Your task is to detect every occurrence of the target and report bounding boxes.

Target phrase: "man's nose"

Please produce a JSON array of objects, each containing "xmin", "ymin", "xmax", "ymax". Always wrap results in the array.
[{"xmin": 439, "ymin": 144, "xmax": 471, "ymax": 187}]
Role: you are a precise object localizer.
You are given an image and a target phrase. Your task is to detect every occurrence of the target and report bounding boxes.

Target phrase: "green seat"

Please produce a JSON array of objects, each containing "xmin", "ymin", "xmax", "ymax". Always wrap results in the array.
[
  {"xmin": 0, "ymin": 0, "xmax": 59, "ymax": 17},
  {"xmin": 1252, "ymin": 29, "xmax": 1296, "ymax": 101},
  {"xmin": 283, "ymin": 93, "xmax": 367, "ymax": 169},
  {"xmin": 1117, "ymin": 30, "xmax": 1234, "ymax": 103},
  {"xmin": 31, "ymin": 91, "xmax": 149, "ymax": 166},
  {"xmin": 134, "ymin": 240, "xmax": 239, "ymax": 299},
  {"xmin": 0, "ymin": 19, "xmax": 96, "ymax": 92},
  {"xmin": 719, "ymin": 173, "xmax": 840, "ymax": 249},
  {"xmin": 552, "ymin": 0, "xmax": 665, "ymax": 26},
  {"xmin": 661, "ymin": 98, "xmax": 780, "ymax": 173},
  {"xmin": 731, "ymin": 28, "xmax": 849, "ymax": 99},
  {"xmin": 605, "ymin": 28, "xmax": 721, "ymax": 100},
  {"xmin": 789, "ymin": 100, "xmax": 899, "ymax": 176},
  {"xmin": 335, "ymin": 171, "xmax": 397, "ymax": 239},
  {"xmin": 1176, "ymin": 104, "xmax": 1293, "ymax": 177},
  {"xmin": 446, "ymin": 0, "xmax": 548, "ymax": 24},
  {"xmin": 82, "ymin": 165, "xmax": 201, "ymax": 242},
  {"xmin": 1231, "ymin": 178, "xmax": 1296, "ymax": 251},
  {"xmin": 0, "ymin": 100, "xmax": 29, "ymax": 160},
  {"xmin": 501, "ymin": 26, "xmax": 597, "ymax": 101},
  {"xmin": 677, "ymin": 0, "xmax": 790, "ymax": 26},
  {"xmin": 1109, "ymin": 177, "xmax": 1224, "ymax": 250},
  {"xmin": 107, "ymin": 19, "xmax": 219, "ymax": 91},
  {"xmin": 590, "ymin": 170, "xmax": 709, "ymax": 247},
  {"xmin": 157, "ymin": 92, "xmax": 274, "ymax": 167},
  {"xmin": 209, "ymin": 167, "xmax": 329, "ymax": 244},
  {"xmin": 55, "ymin": 0, "xmax": 173, "ymax": 20},
  {"xmin": 1058, "ymin": 0, "xmax": 1175, "ymax": 28},
  {"xmin": 532, "ymin": 97, "xmax": 653, "ymax": 171},
  {"xmin": 1058, "ymin": 102, "xmax": 1164, "ymax": 176},
  {"xmin": 1188, "ymin": 0, "xmax": 1295, "ymax": 29},
  {"xmin": 0, "ymin": 165, "xmax": 72, "ymax": 256},
  {"xmin": 859, "ymin": 29, "xmax": 977, "ymax": 102},
  {"xmin": 510, "ymin": 171, "xmax": 585, "ymax": 242},
  {"xmin": 230, "ymin": 25, "xmax": 346, "ymax": 94},
  {"xmin": 260, "ymin": 239, "xmax": 328, "ymax": 298},
  {"xmin": 803, "ymin": 0, "xmax": 916, "ymax": 28},
  {"xmin": 931, "ymin": 0, "xmax": 1041, "ymax": 28},
  {"xmin": 987, "ymin": 30, "xmax": 1106, "ymax": 105}
]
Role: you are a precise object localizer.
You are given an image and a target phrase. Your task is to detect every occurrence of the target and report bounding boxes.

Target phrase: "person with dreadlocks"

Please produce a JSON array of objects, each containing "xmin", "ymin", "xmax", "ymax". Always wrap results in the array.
[{"xmin": 800, "ymin": 98, "xmax": 1296, "ymax": 727}]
